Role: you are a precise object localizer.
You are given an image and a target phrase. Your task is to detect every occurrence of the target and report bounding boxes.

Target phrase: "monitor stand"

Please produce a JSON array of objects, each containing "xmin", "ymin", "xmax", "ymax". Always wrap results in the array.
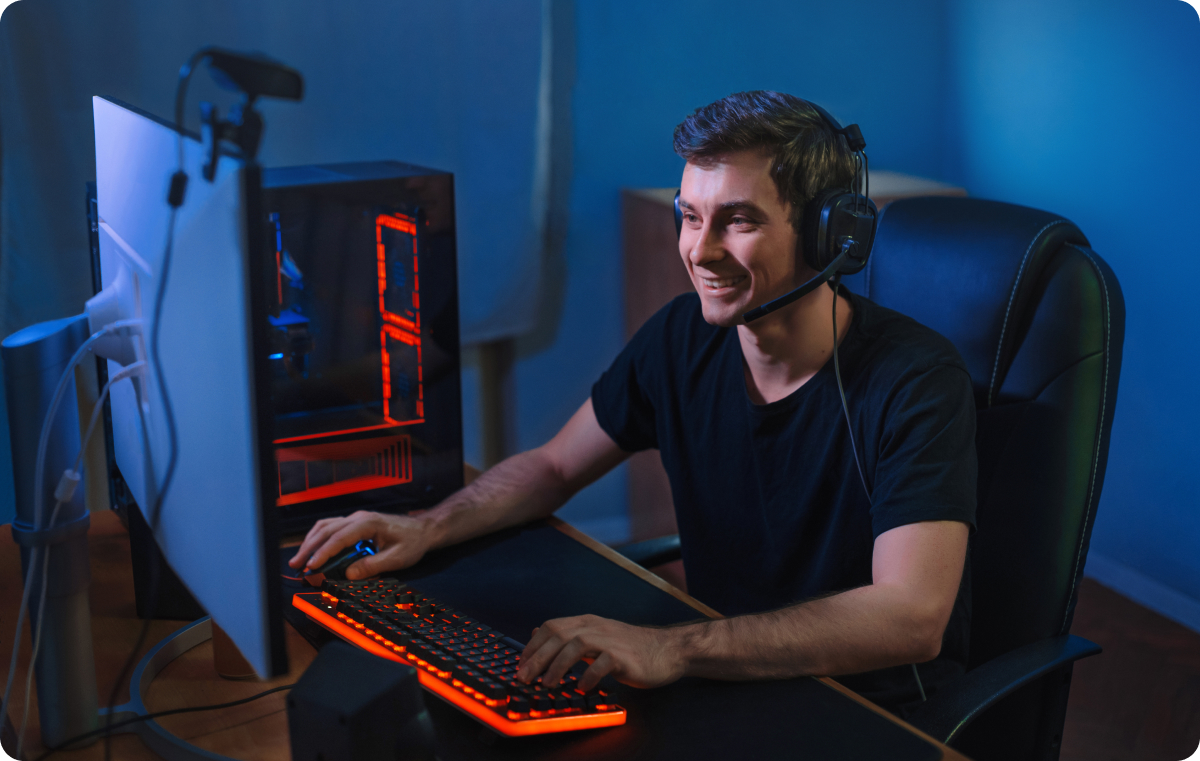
[
  {"xmin": 103, "ymin": 616, "xmax": 242, "ymax": 761},
  {"xmin": 3, "ymin": 318, "xmax": 247, "ymax": 759}
]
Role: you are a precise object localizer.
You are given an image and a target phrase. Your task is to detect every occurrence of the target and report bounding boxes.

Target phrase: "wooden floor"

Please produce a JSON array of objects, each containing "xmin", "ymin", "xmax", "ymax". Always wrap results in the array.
[{"xmin": 1063, "ymin": 578, "xmax": 1200, "ymax": 761}]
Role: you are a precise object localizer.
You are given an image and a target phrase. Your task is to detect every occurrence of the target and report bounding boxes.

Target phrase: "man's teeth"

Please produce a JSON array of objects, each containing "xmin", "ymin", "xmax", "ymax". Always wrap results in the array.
[{"xmin": 703, "ymin": 277, "xmax": 742, "ymax": 288}]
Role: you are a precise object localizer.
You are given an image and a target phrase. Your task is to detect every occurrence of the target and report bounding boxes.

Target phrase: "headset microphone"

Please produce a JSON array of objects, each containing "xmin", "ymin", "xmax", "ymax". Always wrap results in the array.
[{"xmin": 742, "ymin": 237, "xmax": 857, "ymax": 322}]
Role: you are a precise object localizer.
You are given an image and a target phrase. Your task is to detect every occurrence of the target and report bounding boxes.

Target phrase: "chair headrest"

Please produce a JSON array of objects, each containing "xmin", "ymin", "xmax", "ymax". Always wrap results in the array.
[{"xmin": 843, "ymin": 196, "xmax": 1089, "ymax": 407}]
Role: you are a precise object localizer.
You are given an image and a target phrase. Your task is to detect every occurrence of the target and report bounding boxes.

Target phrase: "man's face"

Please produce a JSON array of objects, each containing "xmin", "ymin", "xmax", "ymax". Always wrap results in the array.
[{"xmin": 677, "ymin": 150, "xmax": 809, "ymax": 328}]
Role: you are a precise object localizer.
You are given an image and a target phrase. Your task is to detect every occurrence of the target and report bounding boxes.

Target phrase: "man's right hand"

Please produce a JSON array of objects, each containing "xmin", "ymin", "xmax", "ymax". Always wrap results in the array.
[{"xmin": 287, "ymin": 510, "xmax": 437, "ymax": 580}]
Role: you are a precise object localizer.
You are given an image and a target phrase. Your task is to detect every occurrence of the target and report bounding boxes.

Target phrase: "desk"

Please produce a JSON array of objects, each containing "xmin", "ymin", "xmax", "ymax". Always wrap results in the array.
[{"xmin": 1, "ymin": 511, "xmax": 969, "ymax": 760}]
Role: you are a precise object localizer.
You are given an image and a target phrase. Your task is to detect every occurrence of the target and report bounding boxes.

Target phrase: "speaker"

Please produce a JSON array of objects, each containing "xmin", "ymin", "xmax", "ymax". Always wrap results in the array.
[{"xmin": 287, "ymin": 641, "xmax": 436, "ymax": 761}]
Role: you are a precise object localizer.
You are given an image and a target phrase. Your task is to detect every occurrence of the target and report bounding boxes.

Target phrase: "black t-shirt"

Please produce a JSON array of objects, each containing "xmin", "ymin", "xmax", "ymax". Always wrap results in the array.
[{"xmin": 591, "ymin": 289, "xmax": 977, "ymax": 713}]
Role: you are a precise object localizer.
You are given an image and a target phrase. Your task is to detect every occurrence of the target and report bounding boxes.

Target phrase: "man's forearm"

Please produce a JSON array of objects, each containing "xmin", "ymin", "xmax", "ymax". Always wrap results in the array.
[
  {"xmin": 421, "ymin": 448, "xmax": 574, "ymax": 552},
  {"xmin": 673, "ymin": 583, "xmax": 948, "ymax": 680}
]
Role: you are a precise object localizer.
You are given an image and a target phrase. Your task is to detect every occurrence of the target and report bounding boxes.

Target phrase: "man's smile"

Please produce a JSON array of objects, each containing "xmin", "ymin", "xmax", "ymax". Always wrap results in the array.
[{"xmin": 700, "ymin": 275, "xmax": 746, "ymax": 291}]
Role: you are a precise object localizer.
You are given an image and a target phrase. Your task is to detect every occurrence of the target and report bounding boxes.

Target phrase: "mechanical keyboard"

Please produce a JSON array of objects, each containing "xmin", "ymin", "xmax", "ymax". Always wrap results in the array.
[{"xmin": 292, "ymin": 577, "xmax": 626, "ymax": 736}]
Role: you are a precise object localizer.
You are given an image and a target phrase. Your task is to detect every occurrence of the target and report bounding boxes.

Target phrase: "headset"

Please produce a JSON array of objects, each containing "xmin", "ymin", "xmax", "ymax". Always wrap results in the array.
[{"xmin": 673, "ymin": 99, "xmax": 878, "ymax": 324}]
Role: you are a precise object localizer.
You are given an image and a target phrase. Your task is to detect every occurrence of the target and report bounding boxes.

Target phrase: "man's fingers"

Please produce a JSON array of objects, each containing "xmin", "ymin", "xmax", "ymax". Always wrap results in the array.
[
  {"xmin": 578, "ymin": 651, "xmax": 615, "ymax": 693},
  {"xmin": 308, "ymin": 522, "xmax": 374, "ymax": 570},
  {"xmin": 345, "ymin": 545, "xmax": 406, "ymax": 580},
  {"xmin": 520, "ymin": 627, "xmax": 550, "ymax": 668},
  {"xmin": 344, "ymin": 558, "xmax": 372, "ymax": 581},
  {"xmin": 292, "ymin": 518, "xmax": 348, "ymax": 568},
  {"xmin": 518, "ymin": 626, "xmax": 568, "ymax": 683},
  {"xmin": 543, "ymin": 639, "xmax": 588, "ymax": 686}
]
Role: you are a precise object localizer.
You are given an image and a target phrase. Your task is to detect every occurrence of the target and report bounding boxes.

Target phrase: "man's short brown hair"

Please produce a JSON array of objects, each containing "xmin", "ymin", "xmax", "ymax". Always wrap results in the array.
[{"xmin": 672, "ymin": 91, "xmax": 858, "ymax": 233}]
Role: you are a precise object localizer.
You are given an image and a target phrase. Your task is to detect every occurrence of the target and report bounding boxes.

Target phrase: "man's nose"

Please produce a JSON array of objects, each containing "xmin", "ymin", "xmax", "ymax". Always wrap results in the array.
[{"xmin": 685, "ymin": 222, "xmax": 723, "ymax": 267}]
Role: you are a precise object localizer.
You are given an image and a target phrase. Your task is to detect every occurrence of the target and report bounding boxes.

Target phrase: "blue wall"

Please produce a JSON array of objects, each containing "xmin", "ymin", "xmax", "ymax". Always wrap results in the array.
[
  {"xmin": 522, "ymin": 0, "xmax": 953, "ymax": 541},
  {"xmin": 944, "ymin": 0, "xmax": 1200, "ymax": 613},
  {"xmin": 5, "ymin": 0, "xmax": 1195, "ymax": 611}
]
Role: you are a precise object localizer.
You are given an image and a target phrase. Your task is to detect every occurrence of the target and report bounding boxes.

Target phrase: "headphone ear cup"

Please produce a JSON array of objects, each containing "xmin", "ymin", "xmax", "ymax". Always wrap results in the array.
[
  {"xmin": 801, "ymin": 189, "xmax": 878, "ymax": 276},
  {"xmin": 801, "ymin": 188, "xmax": 845, "ymax": 271}
]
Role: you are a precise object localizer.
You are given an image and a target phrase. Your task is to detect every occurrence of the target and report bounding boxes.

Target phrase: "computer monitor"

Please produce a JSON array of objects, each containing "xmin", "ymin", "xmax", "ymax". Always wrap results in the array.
[{"xmin": 93, "ymin": 95, "xmax": 287, "ymax": 677}]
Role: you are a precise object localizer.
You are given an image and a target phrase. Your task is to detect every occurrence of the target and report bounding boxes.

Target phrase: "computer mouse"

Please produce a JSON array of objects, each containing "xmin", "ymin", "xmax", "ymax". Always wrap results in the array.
[{"xmin": 304, "ymin": 539, "xmax": 376, "ymax": 583}]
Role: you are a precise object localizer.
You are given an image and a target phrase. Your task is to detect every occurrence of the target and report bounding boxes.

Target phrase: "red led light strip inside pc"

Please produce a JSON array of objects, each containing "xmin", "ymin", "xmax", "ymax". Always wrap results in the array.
[{"xmin": 376, "ymin": 213, "xmax": 424, "ymax": 425}]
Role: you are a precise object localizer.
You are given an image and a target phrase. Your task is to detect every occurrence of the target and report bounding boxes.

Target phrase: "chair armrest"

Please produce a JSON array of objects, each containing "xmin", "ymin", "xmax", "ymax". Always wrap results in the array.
[
  {"xmin": 905, "ymin": 633, "xmax": 1101, "ymax": 744},
  {"xmin": 614, "ymin": 534, "xmax": 682, "ymax": 568}
]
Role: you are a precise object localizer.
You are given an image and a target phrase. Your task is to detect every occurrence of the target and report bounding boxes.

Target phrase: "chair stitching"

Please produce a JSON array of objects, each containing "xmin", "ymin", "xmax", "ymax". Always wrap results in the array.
[
  {"xmin": 988, "ymin": 220, "xmax": 1071, "ymax": 408},
  {"xmin": 1060, "ymin": 243, "xmax": 1110, "ymax": 634}
]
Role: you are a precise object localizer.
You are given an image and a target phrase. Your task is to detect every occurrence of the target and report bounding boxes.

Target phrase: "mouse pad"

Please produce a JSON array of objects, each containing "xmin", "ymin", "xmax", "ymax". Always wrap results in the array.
[{"xmin": 280, "ymin": 519, "xmax": 943, "ymax": 761}]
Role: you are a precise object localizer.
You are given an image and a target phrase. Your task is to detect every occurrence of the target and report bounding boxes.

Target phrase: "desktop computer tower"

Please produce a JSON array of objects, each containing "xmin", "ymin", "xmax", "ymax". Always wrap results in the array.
[
  {"xmin": 94, "ymin": 159, "xmax": 464, "ymax": 620},
  {"xmin": 261, "ymin": 161, "xmax": 464, "ymax": 535}
]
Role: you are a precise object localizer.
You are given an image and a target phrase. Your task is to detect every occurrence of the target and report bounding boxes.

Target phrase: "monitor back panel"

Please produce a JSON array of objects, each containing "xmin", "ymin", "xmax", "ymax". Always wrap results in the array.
[
  {"xmin": 262, "ymin": 163, "xmax": 463, "ymax": 533},
  {"xmin": 94, "ymin": 96, "xmax": 285, "ymax": 677}
]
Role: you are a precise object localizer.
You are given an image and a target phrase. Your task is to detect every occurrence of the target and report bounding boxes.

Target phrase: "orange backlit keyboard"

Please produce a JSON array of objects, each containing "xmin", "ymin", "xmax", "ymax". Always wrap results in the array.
[{"xmin": 292, "ymin": 578, "xmax": 626, "ymax": 736}]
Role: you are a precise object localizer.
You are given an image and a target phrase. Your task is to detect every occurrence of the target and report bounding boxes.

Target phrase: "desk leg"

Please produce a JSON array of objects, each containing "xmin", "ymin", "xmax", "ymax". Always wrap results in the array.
[{"xmin": 101, "ymin": 616, "xmax": 239, "ymax": 761}]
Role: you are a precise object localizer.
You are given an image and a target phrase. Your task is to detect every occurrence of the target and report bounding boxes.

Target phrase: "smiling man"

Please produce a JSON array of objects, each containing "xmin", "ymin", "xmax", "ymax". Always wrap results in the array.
[{"xmin": 290, "ymin": 91, "xmax": 977, "ymax": 716}]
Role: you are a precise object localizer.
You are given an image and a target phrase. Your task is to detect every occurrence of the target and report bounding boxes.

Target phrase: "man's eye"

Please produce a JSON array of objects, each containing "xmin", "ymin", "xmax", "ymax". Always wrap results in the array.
[
  {"xmin": 685, "ymin": 213, "xmax": 699, "ymax": 224},
  {"xmin": 731, "ymin": 216, "xmax": 753, "ymax": 226}
]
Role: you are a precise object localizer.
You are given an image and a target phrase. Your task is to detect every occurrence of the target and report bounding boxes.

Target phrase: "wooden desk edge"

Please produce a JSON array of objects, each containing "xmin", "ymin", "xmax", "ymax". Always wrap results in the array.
[
  {"xmin": 548, "ymin": 516, "xmax": 970, "ymax": 761},
  {"xmin": 547, "ymin": 516, "xmax": 721, "ymax": 619}
]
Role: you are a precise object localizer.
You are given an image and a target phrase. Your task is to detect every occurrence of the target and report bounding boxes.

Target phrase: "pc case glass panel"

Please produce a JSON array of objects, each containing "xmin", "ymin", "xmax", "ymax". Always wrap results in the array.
[{"xmin": 262, "ymin": 164, "xmax": 462, "ymax": 532}]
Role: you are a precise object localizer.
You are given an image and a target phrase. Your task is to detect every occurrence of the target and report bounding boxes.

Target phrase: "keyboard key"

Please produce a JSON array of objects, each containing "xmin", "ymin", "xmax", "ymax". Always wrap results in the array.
[
  {"xmin": 428, "ymin": 652, "xmax": 458, "ymax": 671},
  {"xmin": 480, "ymin": 680, "xmax": 508, "ymax": 700}
]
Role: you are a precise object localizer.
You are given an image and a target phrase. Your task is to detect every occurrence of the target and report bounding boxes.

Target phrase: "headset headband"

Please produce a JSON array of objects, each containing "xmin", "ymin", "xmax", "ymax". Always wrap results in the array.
[{"xmin": 807, "ymin": 101, "xmax": 866, "ymax": 153}]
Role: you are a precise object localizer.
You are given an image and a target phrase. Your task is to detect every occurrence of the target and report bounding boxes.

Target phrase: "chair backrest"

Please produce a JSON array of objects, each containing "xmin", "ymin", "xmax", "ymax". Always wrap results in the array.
[{"xmin": 843, "ymin": 196, "xmax": 1125, "ymax": 668}]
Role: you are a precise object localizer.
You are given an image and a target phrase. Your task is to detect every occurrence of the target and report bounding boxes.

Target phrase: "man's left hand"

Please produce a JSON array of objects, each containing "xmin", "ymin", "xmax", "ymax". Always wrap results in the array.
[{"xmin": 517, "ymin": 614, "xmax": 688, "ymax": 692}]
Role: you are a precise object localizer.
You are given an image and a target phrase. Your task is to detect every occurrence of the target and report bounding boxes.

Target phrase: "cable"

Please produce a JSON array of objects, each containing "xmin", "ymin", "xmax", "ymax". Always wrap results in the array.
[
  {"xmin": 830, "ymin": 280, "xmax": 927, "ymax": 703},
  {"xmin": 13, "ymin": 362, "xmax": 146, "ymax": 757},
  {"xmin": 32, "ymin": 682, "xmax": 294, "ymax": 761},
  {"xmin": 830, "ymin": 277, "xmax": 870, "ymax": 502},
  {"xmin": 0, "ymin": 320, "xmax": 142, "ymax": 752},
  {"xmin": 15, "ymin": 499, "xmax": 62, "ymax": 760},
  {"xmin": 30, "ymin": 322, "xmax": 142, "ymax": 550},
  {"xmin": 173, "ymin": 48, "xmax": 212, "ymax": 170}
]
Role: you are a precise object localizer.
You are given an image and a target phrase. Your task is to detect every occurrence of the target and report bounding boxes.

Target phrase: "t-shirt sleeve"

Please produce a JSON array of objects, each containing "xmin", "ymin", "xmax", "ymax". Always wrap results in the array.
[
  {"xmin": 869, "ymin": 363, "xmax": 978, "ymax": 538},
  {"xmin": 590, "ymin": 311, "xmax": 665, "ymax": 453}
]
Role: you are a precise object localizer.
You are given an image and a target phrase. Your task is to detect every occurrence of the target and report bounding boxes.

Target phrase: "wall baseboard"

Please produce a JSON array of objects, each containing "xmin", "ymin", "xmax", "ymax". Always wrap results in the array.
[{"xmin": 1084, "ymin": 551, "xmax": 1200, "ymax": 634}]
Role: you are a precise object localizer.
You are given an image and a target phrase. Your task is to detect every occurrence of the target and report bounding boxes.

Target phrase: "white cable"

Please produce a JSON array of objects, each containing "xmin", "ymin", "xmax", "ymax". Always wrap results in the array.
[
  {"xmin": 16, "ymin": 498, "xmax": 63, "ymax": 760},
  {"xmin": 32, "ymin": 320, "xmax": 143, "ymax": 535},
  {"xmin": 73, "ymin": 362, "xmax": 145, "ymax": 479},
  {"xmin": 12, "ymin": 360, "xmax": 147, "ymax": 757},
  {"xmin": 0, "ymin": 322, "xmax": 141, "ymax": 752}
]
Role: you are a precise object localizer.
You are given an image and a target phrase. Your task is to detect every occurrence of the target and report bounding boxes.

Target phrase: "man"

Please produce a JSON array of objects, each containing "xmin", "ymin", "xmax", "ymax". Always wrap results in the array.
[{"xmin": 289, "ymin": 91, "xmax": 976, "ymax": 715}]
